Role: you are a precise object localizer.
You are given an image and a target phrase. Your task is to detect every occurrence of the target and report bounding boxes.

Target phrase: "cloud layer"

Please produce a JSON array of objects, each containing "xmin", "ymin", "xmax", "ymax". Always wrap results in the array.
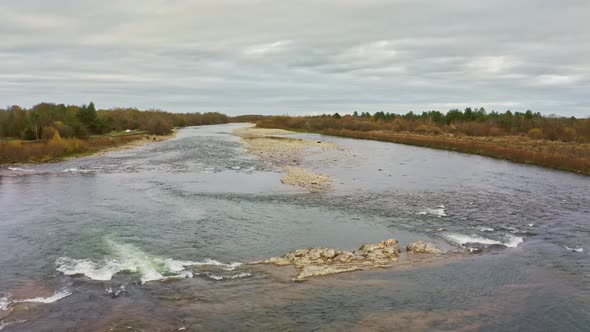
[{"xmin": 1, "ymin": 0, "xmax": 589, "ymax": 116}]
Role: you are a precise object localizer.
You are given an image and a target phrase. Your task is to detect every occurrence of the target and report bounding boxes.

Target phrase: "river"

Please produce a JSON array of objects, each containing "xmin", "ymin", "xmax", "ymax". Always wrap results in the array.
[{"xmin": 0, "ymin": 123, "xmax": 589, "ymax": 331}]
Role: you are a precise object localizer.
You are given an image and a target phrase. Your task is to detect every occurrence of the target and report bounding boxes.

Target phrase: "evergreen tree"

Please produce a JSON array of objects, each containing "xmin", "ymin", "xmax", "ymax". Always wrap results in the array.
[{"xmin": 77, "ymin": 102, "xmax": 98, "ymax": 133}]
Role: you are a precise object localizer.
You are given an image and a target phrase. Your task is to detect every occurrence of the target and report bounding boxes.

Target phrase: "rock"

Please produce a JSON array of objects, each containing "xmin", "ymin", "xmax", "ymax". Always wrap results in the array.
[
  {"xmin": 355, "ymin": 239, "xmax": 401, "ymax": 256},
  {"xmin": 406, "ymin": 241, "xmax": 445, "ymax": 254},
  {"xmin": 261, "ymin": 256, "xmax": 292, "ymax": 266},
  {"xmin": 252, "ymin": 239, "xmax": 401, "ymax": 281},
  {"xmin": 321, "ymin": 248, "xmax": 337, "ymax": 259},
  {"xmin": 333, "ymin": 252, "xmax": 354, "ymax": 262}
]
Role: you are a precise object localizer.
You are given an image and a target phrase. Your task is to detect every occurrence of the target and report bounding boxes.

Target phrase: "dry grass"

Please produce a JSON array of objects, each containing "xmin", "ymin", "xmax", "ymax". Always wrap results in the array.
[{"xmin": 0, "ymin": 133, "xmax": 145, "ymax": 164}]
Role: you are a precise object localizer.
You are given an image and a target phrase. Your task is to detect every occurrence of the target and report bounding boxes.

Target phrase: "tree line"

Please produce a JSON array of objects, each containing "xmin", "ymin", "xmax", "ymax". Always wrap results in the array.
[
  {"xmin": 0, "ymin": 102, "xmax": 228, "ymax": 140},
  {"xmin": 258, "ymin": 108, "xmax": 590, "ymax": 143}
]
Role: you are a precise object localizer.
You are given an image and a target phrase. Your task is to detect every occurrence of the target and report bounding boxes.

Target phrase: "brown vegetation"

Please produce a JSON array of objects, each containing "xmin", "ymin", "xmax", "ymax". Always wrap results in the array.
[
  {"xmin": 324, "ymin": 129, "xmax": 589, "ymax": 174},
  {"xmin": 0, "ymin": 102, "xmax": 228, "ymax": 140},
  {"xmin": 0, "ymin": 132, "xmax": 145, "ymax": 164},
  {"xmin": 0, "ymin": 101, "xmax": 229, "ymax": 164},
  {"xmin": 229, "ymin": 114, "xmax": 269, "ymax": 123}
]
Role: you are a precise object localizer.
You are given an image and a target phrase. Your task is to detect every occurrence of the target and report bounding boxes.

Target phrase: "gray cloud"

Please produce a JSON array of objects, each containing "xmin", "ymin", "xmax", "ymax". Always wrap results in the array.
[{"xmin": 0, "ymin": 0, "xmax": 589, "ymax": 116}]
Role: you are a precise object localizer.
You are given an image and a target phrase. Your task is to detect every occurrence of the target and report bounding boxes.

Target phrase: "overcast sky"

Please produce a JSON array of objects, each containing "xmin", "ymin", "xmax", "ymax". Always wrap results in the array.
[{"xmin": 1, "ymin": 0, "xmax": 589, "ymax": 116}]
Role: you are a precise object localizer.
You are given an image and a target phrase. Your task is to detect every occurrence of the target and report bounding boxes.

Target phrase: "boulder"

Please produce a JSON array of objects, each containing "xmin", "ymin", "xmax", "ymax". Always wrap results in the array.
[
  {"xmin": 355, "ymin": 239, "xmax": 401, "ymax": 257},
  {"xmin": 406, "ymin": 241, "xmax": 445, "ymax": 254},
  {"xmin": 333, "ymin": 252, "xmax": 354, "ymax": 262}
]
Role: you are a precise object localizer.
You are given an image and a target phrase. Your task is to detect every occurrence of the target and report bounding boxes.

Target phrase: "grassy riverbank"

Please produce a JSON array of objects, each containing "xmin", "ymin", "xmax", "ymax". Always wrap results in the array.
[
  {"xmin": 0, "ymin": 102, "xmax": 228, "ymax": 164},
  {"xmin": 0, "ymin": 131, "xmax": 160, "ymax": 164},
  {"xmin": 318, "ymin": 129, "xmax": 589, "ymax": 174},
  {"xmin": 256, "ymin": 115, "xmax": 590, "ymax": 175}
]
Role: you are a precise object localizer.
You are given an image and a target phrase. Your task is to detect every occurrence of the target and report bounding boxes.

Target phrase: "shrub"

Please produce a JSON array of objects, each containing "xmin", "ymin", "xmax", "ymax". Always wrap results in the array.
[
  {"xmin": 414, "ymin": 125, "xmax": 442, "ymax": 135},
  {"xmin": 561, "ymin": 127, "xmax": 577, "ymax": 142},
  {"xmin": 392, "ymin": 118, "xmax": 407, "ymax": 131},
  {"xmin": 41, "ymin": 126, "xmax": 59, "ymax": 141},
  {"xmin": 459, "ymin": 122, "xmax": 489, "ymax": 136},
  {"xmin": 414, "ymin": 125, "xmax": 429, "ymax": 133},
  {"xmin": 428, "ymin": 126, "xmax": 442, "ymax": 135},
  {"xmin": 145, "ymin": 119, "xmax": 173, "ymax": 135},
  {"xmin": 52, "ymin": 121, "xmax": 75, "ymax": 138},
  {"xmin": 528, "ymin": 128, "xmax": 544, "ymax": 139}
]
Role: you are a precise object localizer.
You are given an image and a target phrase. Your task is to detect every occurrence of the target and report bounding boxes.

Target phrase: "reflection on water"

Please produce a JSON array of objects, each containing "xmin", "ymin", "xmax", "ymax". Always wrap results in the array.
[{"xmin": 0, "ymin": 123, "xmax": 589, "ymax": 331}]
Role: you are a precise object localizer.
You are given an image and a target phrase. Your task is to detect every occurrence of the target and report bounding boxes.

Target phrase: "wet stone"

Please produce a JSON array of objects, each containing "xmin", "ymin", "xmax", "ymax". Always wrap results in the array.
[{"xmin": 251, "ymin": 239, "xmax": 401, "ymax": 281}]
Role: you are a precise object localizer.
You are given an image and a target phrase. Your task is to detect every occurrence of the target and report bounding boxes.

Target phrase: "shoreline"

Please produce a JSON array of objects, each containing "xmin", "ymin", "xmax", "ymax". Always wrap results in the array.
[
  {"xmin": 89, "ymin": 131, "xmax": 176, "ymax": 158},
  {"xmin": 256, "ymin": 126, "xmax": 590, "ymax": 176},
  {"xmin": 0, "ymin": 131, "xmax": 176, "ymax": 166}
]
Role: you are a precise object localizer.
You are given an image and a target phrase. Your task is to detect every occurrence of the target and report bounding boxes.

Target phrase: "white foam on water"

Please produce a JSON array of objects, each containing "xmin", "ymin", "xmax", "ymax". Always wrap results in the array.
[
  {"xmin": 56, "ymin": 257, "xmax": 135, "ymax": 281},
  {"xmin": 159, "ymin": 258, "xmax": 200, "ymax": 273},
  {"xmin": 503, "ymin": 235, "xmax": 524, "ymax": 248},
  {"xmin": 0, "ymin": 296, "xmax": 10, "ymax": 311},
  {"xmin": 500, "ymin": 226, "xmax": 520, "ymax": 233},
  {"xmin": 56, "ymin": 238, "xmax": 244, "ymax": 284},
  {"xmin": 224, "ymin": 262, "xmax": 243, "ymax": 271},
  {"xmin": 205, "ymin": 272, "xmax": 251, "ymax": 281},
  {"xmin": 564, "ymin": 246, "xmax": 584, "ymax": 253},
  {"xmin": 443, "ymin": 233, "xmax": 523, "ymax": 248},
  {"xmin": 174, "ymin": 271, "xmax": 194, "ymax": 279},
  {"xmin": 418, "ymin": 205, "xmax": 447, "ymax": 217},
  {"xmin": 207, "ymin": 274, "xmax": 224, "ymax": 281},
  {"xmin": 106, "ymin": 285, "xmax": 126, "ymax": 297},
  {"xmin": 230, "ymin": 272, "xmax": 252, "ymax": 279},
  {"xmin": 7, "ymin": 167, "xmax": 35, "ymax": 172},
  {"xmin": 480, "ymin": 227, "xmax": 494, "ymax": 232},
  {"xmin": 14, "ymin": 289, "xmax": 72, "ymax": 304},
  {"xmin": 190, "ymin": 259, "xmax": 243, "ymax": 271},
  {"xmin": 443, "ymin": 233, "xmax": 502, "ymax": 246},
  {"xmin": 159, "ymin": 270, "xmax": 194, "ymax": 281}
]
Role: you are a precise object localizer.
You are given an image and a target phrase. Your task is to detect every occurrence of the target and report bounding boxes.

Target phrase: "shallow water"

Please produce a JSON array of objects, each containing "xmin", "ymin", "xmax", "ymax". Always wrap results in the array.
[{"xmin": 0, "ymin": 123, "xmax": 589, "ymax": 331}]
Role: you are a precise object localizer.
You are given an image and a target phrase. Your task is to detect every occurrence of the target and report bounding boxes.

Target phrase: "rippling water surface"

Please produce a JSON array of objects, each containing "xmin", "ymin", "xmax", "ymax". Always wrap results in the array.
[{"xmin": 0, "ymin": 123, "xmax": 589, "ymax": 331}]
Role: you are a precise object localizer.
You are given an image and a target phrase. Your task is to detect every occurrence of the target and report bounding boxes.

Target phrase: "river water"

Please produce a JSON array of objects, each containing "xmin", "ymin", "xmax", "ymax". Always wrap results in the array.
[{"xmin": 0, "ymin": 123, "xmax": 589, "ymax": 331}]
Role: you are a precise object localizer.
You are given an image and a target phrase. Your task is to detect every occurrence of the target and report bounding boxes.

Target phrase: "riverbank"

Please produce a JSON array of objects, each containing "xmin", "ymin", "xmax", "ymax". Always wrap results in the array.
[
  {"xmin": 90, "ymin": 131, "xmax": 175, "ymax": 157},
  {"xmin": 255, "ymin": 125, "xmax": 590, "ymax": 175},
  {"xmin": 0, "ymin": 131, "xmax": 175, "ymax": 165}
]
